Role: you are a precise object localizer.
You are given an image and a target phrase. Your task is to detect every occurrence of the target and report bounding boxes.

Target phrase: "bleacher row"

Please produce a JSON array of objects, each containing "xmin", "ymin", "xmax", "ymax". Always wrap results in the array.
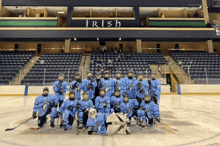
[
  {"xmin": 91, "ymin": 52, "xmax": 167, "ymax": 64},
  {"xmin": 89, "ymin": 52, "xmax": 167, "ymax": 78},
  {"xmin": 1, "ymin": 51, "xmax": 220, "ymax": 85},
  {"xmin": 170, "ymin": 51, "xmax": 220, "ymax": 84},
  {"xmin": 0, "ymin": 52, "xmax": 34, "ymax": 85},
  {"xmin": 21, "ymin": 53, "xmax": 82, "ymax": 85}
]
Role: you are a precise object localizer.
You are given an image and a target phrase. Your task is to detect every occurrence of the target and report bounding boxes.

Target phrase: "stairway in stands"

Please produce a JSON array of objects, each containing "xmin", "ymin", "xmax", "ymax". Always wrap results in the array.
[
  {"xmin": 165, "ymin": 56, "xmax": 195, "ymax": 84},
  {"xmin": 149, "ymin": 65, "xmax": 162, "ymax": 78},
  {"xmin": 83, "ymin": 56, "xmax": 91, "ymax": 79},
  {"xmin": 10, "ymin": 56, "xmax": 40, "ymax": 85}
]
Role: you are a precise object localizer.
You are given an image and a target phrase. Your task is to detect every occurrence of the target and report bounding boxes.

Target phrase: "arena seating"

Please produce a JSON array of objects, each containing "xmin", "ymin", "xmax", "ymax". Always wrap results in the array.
[
  {"xmin": 0, "ymin": 52, "xmax": 35, "ymax": 85},
  {"xmin": 170, "ymin": 51, "xmax": 220, "ymax": 84},
  {"xmin": 21, "ymin": 53, "xmax": 82, "ymax": 85},
  {"xmin": 89, "ymin": 52, "xmax": 167, "ymax": 78}
]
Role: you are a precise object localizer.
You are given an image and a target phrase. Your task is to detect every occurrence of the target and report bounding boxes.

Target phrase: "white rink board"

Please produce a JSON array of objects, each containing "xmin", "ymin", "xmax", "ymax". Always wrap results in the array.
[
  {"xmin": 0, "ymin": 85, "xmax": 170, "ymax": 95},
  {"xmin": 180, "ymin": 84, "xmax": 220, "ymax": 93},
  {"xmin": 161, "ymin": 85, "xmax": 170, "ymax": 93},
  {"xmin": 28, "ymin": 86, "xmax": 55, "ymax": 94},
  {"xmin": 0, "ymin": 85, "xmax": 25, "ymax": 95}
]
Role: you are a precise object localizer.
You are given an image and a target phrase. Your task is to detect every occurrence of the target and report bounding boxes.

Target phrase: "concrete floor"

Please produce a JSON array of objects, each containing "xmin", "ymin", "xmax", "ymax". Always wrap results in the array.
[{"xmin": 0, "ymin": 95, "xmax": 220, "ymax": 146}]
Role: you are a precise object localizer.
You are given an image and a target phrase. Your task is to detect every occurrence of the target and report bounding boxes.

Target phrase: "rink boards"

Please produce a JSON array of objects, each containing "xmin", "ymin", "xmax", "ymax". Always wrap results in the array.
[{"xmin": 0, "ymin": 85, "xmax": 171, "ymax": 96}]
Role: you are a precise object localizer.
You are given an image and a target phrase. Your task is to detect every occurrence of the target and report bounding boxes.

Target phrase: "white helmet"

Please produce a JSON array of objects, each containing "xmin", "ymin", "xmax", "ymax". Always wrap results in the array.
[{"xmin": 89, "ymin": 108, "xmax": 97, "ymax": 119}]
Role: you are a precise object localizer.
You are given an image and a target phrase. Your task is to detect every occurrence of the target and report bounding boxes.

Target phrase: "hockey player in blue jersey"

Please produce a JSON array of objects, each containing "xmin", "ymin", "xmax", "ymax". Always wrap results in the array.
[
  {"xmin": 69, "ymin": 72, "xmax": 84, "ymax": 100},
  {"xmin": 95, "ymin": 88, "xmax": 114, "ymax": 114},
  {"xmin": 78, "ymin": 92, "xmax": 94, "ymax": 129},
  {"xmin": 149, "ymin": 72, "xmax": 161, "ymax": 105},
  {"xmin": 137, "ymin": 93, "xmax": 160, "ymax": 128},
  {"xmin": 82, "ymin": 71, "xmax": 97, "ymax": 102},
  {"xmin": 57, "ymin": 91, "xmax": 80, "ymax": 132},
  {"xmin": 120, "ymin": 93, "xmax": 139, "ymax": 125},
  {"xmin": 32, "ymin": 87, "xmax": 58, "ymax": 129},
  {"xmin": 99, "ymin": 71, "xmax": 116, "ymax": 97},
  {"xmin": 115, "ymin": 71, "xmax": 125, "ymax": 95},
  {"xmin": 110, "ymin": 88, "xmax": 123, "ymax": 113},
  {"xmin": 53, "ymin": 73, "xmax": 68, "ymax": 107},
  {"xmin": 86, "ymin": 108, "xmax": 108, "ymax": 135},
  {"xmin": 124, "ymin": 70, "xmax": 138, "ymax": 99},
  {"xmin": 135, "ymin": 72, "xmax": 149, "ymax": 105}
]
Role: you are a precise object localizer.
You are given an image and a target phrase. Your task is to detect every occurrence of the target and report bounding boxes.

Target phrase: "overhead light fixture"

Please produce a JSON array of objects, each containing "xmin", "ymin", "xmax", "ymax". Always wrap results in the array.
[
  {"xmin": 119, "ymin": 38, "xmax": 121, "ymax": 41},
  {"xmin": 58, "ymin": 11, "xmax": 65, "ymax": 14},
  {"xmin": 97, "ymin": 38, "xmax": 99, "ymax": 41},
  {"xmin": 74, "ymin": 38, "xmax": 77, "ymax": 41}
]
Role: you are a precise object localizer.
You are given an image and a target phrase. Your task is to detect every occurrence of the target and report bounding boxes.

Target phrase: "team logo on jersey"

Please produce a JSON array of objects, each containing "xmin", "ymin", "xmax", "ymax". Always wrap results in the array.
[{"xmin": 128, "ymin": 84, "xmax": 133, "ymax": 91}]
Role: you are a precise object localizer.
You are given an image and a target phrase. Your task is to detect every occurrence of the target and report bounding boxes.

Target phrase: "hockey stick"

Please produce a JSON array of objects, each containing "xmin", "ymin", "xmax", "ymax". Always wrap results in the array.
[
  {"xmin": 5, "ymin": 107, "xmax": 49, "ymax": 131},
  {"xmin": 76, "ymin": 127, "xmax": 87, "ymax": 135}
]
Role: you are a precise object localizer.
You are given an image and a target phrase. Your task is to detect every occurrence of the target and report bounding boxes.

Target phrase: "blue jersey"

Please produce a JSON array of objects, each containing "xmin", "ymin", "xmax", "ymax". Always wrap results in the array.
[
  {"xmin": 59, "ymin": 98, "xmax": 79, "ymax": 117},
  {"xmin": 135, "ymin": 80, "xmax": 149, "ymax": 98},
  {"xmin": 99, "ymin": 78, "xmax": 116, "ymax": 97},
  {"xmin": 86, "ymin": 113, "xmax": 108, "ymax": 134},
  {"xmin": 120, "ymin": 99, "xmax": 139, "ymax": 118},
  {"xmin": 69, "ymin": 80, "xmax": 84, "ymax": 100},
  {"xmin": 110, "ymin": 95, "xmax": 123, "ymax": 111},
  {"xmin": 53, "ymin": 80, "xmax": 68, "ymax": 101},
  {"xmin": 33, "ymin": 94, "xmax": 57, "ymax": 117},
  {"xmin": 82, "ymin": 78, "xmax": 97, "ymax": 99},
  {"xmin": 114, "ymin": 78, "xmax": 126, "ymax": 94},
  {"xmin": 124, "ymin": 77, "xmax": 138, "ymax": 99},
  {"xmin": 149, "ymin": 79, "xmax": 161, "ymax": 100},
  {"xmin": 78, "ymin": 99, "xmax": 94, "ymax": 112},
  {"xmin": 95, "ymin": 96, "xmax": 111, "ymax": 113},
  {"xmin": 139, "ymin": 101, "xmax": 160, "ymax": 122}
]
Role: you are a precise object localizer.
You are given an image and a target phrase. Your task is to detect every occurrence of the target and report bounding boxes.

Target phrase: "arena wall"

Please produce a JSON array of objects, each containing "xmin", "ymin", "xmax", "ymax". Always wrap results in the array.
[
  {"xmin": 0, "ymin": 85, "xmax": 171, "ymax": 96},
  {"xmin": 179, "ymin": 84, "xmax": 220, "ymax": 94}
]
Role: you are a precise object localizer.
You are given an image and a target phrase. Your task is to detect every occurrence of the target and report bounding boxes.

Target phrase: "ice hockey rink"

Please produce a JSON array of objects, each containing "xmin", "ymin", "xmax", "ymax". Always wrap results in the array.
[{"xmin": 0, "ymin": 94, "xmax": 219, "ymax": 146}]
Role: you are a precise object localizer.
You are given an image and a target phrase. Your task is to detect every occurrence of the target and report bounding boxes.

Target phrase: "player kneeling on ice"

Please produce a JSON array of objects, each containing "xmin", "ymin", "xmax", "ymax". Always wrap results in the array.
[
  {"xmin": 137, "ymin": 93, "xmax": 160, "ymax": 128},
  {"xmin": 95, "ymin": 88, "xmax": 114, "ymax": 115},
  {"xmin": 78, "ymin": 92, "xmax": 93, "ymax": 129},
  {"xmin": 86, "ymin": 108, "xmax": 108, "ymax": 135},
  {"xmin": 120, "ymin": 93, "xmax": 139, "ymax": 125},
  {"xmin": 56, "ymin": 91, "xmax": 80, "ymax": 132},
  {"xmin": 110, "ymin": 88, "xmax": 123, "ymax": 113},
  {"xmin": 32, "ymin": 87, "xmax": 58, "ymax": 129}
]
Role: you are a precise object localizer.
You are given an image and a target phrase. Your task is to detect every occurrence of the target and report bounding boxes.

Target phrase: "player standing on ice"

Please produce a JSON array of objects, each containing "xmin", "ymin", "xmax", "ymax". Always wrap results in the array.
[
  {"xmin": 69, "ymin": 72, "xmax": 84, "ymax": 100},
  {"xmin": 82, "ymin": 71, "xmax": 97, "ymax": 103},
  {"xmin": 32, "ymin": 87, "xmax": 58, "ymax": 129},
  {"xmin": 57, "ymin": 91, "xmax": 80, "ymax": 132},
  {"xmin": 135, "ymin": 72, "xmax": 149, "ymax": 105},
  {"xmin": 124, "ymin": 70, "xmax": 138, "ymax": 100},
  {"xmin": 114, "ymin": 71, "xmax": 125, "ymax": 95},
  {"xmin": 53, "ymin": 73, "xmax": 68, "ymax": 107},
  {"xmin": 94, "ymin": 72, "xmax": 102, "ymax": 102},
  {"xmin": 99, "ymin": 71, "xmax": 116, "ymax": 97},
  {"xmin": 149, "ymin": 72, "xmax": 161, "ymax": 105},
  {"xmin": 53, "ymin": 73, "xmax": 68, "ymax": 127}
]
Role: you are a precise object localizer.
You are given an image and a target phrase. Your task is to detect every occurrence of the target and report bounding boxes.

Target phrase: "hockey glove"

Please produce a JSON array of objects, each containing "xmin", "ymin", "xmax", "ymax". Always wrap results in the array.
[
  {"xmin": 32, "ymin": 112, "xmax": 37, "ymax": 119},
  {"xmin": 58, "ymin": 89, "xmax": 63, "ymax": 94},
  {"xmin": 67, "ymin": 105, "xmax": 74, "ymax": 111},
  {"xmin": 156, "ymin": 117, "xmax": 161, "ymax": 122}
]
